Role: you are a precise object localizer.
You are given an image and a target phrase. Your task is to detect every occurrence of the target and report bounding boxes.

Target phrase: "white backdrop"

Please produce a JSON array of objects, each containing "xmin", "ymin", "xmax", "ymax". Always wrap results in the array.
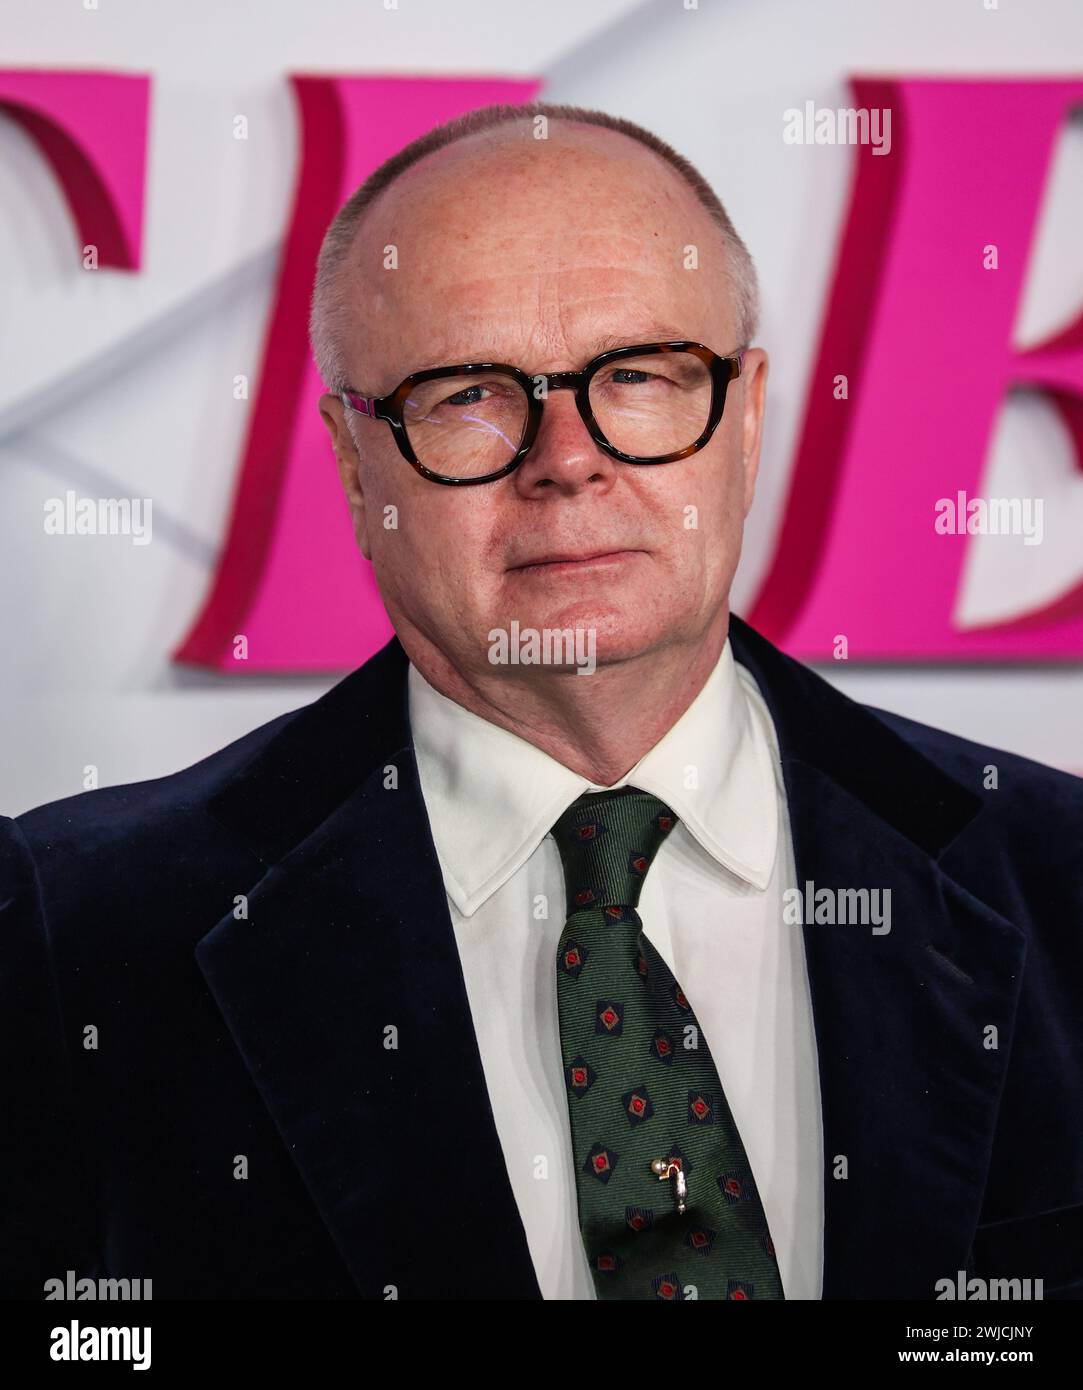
[{"xmin": 3, "ymin": 0, "xmax": 1082, "ymax": 814}]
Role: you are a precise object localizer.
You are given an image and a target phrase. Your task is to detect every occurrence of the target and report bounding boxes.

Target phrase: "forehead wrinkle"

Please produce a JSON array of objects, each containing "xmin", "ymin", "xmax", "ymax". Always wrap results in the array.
[
  {"xmin": 345, "ymin": 152, "xmax": 733, "ymax": 314},
  {"xmin": 369, "ymin": 264, "xmax": 714, "ymax": 338},
  {"xmin": 352, "ymin": 282, "xmax": 725, "ymax": 385},
  {"xmin": 357, "ymin": 220, "xmax": 728, "ymax": 289}
]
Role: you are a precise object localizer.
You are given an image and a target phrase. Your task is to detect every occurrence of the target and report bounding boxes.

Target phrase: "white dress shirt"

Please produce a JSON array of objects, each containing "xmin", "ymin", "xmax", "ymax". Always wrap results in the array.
[{"xmin": 407, "ymin": 636, "xmax": 824, "ymax": 1299}]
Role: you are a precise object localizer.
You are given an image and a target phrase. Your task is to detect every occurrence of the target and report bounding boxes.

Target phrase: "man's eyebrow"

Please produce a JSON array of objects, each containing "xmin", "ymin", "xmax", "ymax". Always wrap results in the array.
[
  {"xmin": 591, "ymin": 329, "xmax": 690, "ymax": 353},
  {"xmin": 406, "ymin": 329, "xmax": 693, "ymax": 377}
]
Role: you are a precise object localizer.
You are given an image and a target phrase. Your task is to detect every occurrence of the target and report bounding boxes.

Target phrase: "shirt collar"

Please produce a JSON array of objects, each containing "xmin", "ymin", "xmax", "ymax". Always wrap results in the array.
[{"xmin": 408, "ymin": 636, "xmax": 780, "ymax": 918}]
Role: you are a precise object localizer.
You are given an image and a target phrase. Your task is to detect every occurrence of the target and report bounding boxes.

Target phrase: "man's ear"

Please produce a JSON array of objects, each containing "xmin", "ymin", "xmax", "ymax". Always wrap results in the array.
[
  {"xmin": 318, "ymin": 393, "xmax": 372, "ymax": 559},
  {"xmin": 737, "ymin": 347, "xmax": 768, "ymax": 515}
]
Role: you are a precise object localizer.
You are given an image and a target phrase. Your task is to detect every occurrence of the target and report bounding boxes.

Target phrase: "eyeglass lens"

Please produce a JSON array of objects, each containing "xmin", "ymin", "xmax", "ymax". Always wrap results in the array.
[{"xmin": 401, "ymin": 349, "xmax": 714, "ymax": 478}]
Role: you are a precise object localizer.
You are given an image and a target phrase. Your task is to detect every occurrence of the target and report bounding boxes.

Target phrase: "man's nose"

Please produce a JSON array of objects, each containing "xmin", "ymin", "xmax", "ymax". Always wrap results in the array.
[{"xmin": 512, "ymin": 385, "xmax": 619, "ymax": 498}]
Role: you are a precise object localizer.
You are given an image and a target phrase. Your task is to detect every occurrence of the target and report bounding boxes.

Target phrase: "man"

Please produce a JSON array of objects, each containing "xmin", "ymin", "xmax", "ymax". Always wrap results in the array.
[{"xmin": 2, "ymin": 102, "xmax": 1081, "ymax": 1302}]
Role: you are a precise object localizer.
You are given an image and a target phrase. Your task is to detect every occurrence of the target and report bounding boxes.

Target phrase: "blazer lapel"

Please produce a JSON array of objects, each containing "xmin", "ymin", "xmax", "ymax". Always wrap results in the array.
[
  {"xmin": 196, "ymin": 637, "xmax": 542, "ymax": 1299},
  {"xmin": 729, "ymin": 615, "xmax": 1027, "ymax": 1299}
]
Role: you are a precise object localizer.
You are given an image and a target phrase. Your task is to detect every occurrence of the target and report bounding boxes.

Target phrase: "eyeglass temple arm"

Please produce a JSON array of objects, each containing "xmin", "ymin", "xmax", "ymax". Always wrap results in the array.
[{"xmin": 339, "ymin": 390, "xmax": 379, "ymax": 417}]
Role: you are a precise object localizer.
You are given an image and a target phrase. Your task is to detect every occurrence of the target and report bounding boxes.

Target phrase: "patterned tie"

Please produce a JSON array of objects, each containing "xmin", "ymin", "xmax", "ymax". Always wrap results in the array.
[{"xmin": 552, "ymin": 785, "xmax": 785, "ymax": 1301}]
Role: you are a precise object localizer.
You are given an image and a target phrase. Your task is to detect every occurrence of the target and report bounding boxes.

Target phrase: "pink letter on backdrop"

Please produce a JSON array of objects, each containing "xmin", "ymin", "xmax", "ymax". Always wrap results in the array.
[
  {"xmin": 175, "ymin": 75, "xmax": 542, "ymax": 672},
  {"xmin": 0, "ymin": 70, "xmax": 149, "ymax": 268},
  {"xmin": 751, "ymin": 78, "xmax": 1083, "ymax": 660}
]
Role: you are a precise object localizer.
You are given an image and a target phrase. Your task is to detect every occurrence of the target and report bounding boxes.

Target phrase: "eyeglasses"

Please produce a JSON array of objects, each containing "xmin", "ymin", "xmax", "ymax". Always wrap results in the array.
[{"xmin": 337, "ymin": 340, "xmax": 745, "ymax": 486}]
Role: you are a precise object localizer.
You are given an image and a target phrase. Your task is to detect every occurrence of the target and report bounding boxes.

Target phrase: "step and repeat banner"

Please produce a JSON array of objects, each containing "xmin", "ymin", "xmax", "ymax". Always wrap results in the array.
[{"xmin": 2, "ymin": 0, "xmax": 1081, "ymax": 808}]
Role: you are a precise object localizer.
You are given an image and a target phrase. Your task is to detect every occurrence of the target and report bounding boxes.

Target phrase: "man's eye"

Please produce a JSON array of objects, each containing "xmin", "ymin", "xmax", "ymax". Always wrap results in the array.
[
  {"xmin": 443, "ymin": 385, "xmax": 489, "ymax": 407},
  {"xmin": 610, "ymin": 369, "xmax": 653, "ymax": 385}
]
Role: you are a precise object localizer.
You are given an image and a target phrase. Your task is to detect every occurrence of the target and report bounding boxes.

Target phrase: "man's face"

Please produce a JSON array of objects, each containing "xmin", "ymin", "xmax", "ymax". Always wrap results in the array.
[{"xmin": 319, "ymin": 124, "xmax": 767, "ymax": 686}]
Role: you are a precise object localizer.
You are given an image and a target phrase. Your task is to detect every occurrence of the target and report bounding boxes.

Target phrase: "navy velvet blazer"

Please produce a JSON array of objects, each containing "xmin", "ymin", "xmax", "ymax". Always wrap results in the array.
[{"xmin": 2, "ymin": 615, "xmax": 1081, "ymax": 1300}]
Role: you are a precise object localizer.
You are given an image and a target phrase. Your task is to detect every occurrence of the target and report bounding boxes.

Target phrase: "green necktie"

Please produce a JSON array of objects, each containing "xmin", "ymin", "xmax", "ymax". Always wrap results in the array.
[{"xmin": 552, "ymin": 785, "xmax": 786, "ymax": 1300}]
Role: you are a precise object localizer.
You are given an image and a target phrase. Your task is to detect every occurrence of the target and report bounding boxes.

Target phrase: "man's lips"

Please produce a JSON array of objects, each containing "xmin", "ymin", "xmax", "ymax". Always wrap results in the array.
[{"xmin": 509, "ymin": 548, "xmax": 644, "ymax": 574}]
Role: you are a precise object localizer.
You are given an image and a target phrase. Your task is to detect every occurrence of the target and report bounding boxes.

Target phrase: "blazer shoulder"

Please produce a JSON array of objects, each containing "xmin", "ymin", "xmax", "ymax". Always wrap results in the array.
[
  {"xmin": 13, "ymin": 702, "xmax": 302, "ymax": 861},
  {"xmin": 867, "ymin": 704, "xmax": 1083, "ymax": 811},
  {"xmin": 9, "ymin": 633, "xmax": 410, "ymax": 884},
  {"xmin": 866, "ymin": 704, "xmax": 1082, "ymax": 916}
]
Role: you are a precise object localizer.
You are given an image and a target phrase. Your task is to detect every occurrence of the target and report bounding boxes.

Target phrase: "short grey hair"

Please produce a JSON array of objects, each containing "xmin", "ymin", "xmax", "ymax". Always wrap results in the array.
[{"xmin": 308, "ymin": 102, "xmax": 759, "ymax": 392}]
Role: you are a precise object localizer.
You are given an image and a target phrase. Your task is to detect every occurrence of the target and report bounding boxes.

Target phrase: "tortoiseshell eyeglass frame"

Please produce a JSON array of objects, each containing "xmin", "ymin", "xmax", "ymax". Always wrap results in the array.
[{"xmin": 336, "ymin": 340, "xmax": 746, "ymax": 486}]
